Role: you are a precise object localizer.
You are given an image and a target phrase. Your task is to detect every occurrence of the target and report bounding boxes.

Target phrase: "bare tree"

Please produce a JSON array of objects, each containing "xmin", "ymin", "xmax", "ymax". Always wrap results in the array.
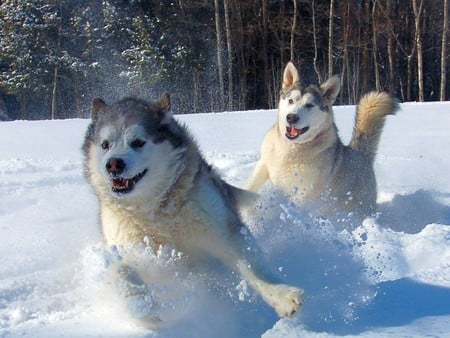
[
  {"xmin": 361, "ymin": 1, "xmax": 372, "ymax": 95},
  {"xmin": 50, "ymin": 1, "xmax": 63, "ymax": 120},
  {"xmin": 440, "ymin": 0, "xmax": 448, "ymax": 101},
  {"xmin": 412, "ymin": 0, "xmax": 424, "ymax": 101},
  {"xmin": 328, "ymin": 0, "xmax": 334, "ymax": 77},
  {"xmin": 178, "ymin": 1, "xmax": 200, "ymax": 113},
  {"xmin": 290, "ymin": 0, "xmax": 297, "ymax": 61},
  {"xmin": 261, "ymin": 0, "xmax": 270, "ymax": 107},
  {"xmin": 341, "ymin": 1, "xmax": 351, "ymax": 102},
  {"xmin": 2, "ymin": 0, "xmax": 449, "ymax": 118},
  {"xmin": 214, "ymin": 0, "xmax": 225, "ymax": 110},
  {"xmin": 311, "ymin": 0, "xmax": 323, "ymax": 83},
  {"xmin": 391, "ymin": 3, "xmax": 417, "ymax": 101},
  {"xmin": 385, "ymin": 0, "xmax": 396, "ymax": 95},
  {"xmin": 223, "ymin": 0, "xmax": 233, "ymax": 110},
  {"xmin": 235, "ymin": 1, "xmax": 248, "ymax": 110},
  {"xmin": 372, "ymin": 0, "xmax": 381, "ymax": 91}
]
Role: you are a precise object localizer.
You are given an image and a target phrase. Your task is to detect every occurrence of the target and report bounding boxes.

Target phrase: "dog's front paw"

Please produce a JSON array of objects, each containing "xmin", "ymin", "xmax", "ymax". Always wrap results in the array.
[
  {"xmin": 116, "ymin": 264, "xmax": 162, "ymax": 327},
  {"xmin": 126, "ymin": 292, "xmax": 162, "ymax": 326},
  {"xmin": 270, "ymin": 284, "xmax": 304, "ymax": 317}
]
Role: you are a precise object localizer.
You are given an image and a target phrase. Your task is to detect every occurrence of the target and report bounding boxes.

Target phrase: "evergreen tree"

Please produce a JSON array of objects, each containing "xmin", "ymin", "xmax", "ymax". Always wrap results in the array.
[{"xmin": 0, "ymin": 0, "xmax": 59, "ymax": 118}]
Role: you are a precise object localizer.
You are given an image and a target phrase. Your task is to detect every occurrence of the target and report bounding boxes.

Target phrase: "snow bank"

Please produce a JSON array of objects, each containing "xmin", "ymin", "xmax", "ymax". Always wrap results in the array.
[{"xmin": 0, "ymin": 102, "xmax": 449, "ymax": 337}]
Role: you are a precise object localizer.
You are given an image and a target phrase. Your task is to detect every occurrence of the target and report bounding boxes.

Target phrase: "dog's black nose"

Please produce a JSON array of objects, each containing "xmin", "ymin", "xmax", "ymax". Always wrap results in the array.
[
  {"xmin": 106, "ymin": 158, "xmax": 126, "ymax": 175},
  {"xmin": 286, "ymin": 114, "xmax": 299, "ymax": 124}
]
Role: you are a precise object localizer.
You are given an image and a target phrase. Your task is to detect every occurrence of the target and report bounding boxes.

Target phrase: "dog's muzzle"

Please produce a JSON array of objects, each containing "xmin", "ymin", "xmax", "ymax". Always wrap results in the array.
[
  {"xmin": 286, "ymin": 125, "xmax": 310, "ymax": 139},
  {"xmin": 106, "ymin": 158, "xmax": 147, "ymax": 194},
  {"xmin": 285, "ymin": 114, "xmax": 309, "ymax": 140},
  {"xmin": 110, "ymin": 169, "xmax": 148, "ymax": 194}
]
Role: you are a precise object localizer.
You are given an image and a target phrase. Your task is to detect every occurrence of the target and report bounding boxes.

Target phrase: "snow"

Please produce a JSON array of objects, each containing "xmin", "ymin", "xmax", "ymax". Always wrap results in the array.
[{"xmin": 1, "ymin": 101, "xmax": 450, "ymax": 337}]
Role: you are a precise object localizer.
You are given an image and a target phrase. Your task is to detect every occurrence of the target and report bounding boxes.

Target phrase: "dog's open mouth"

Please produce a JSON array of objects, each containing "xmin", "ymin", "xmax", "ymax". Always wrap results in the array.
[
  {"xmin": 286, "ymin": 126, "xmax": 309, "ymax": 140},
  {"xmin": 111, "ymin": 169, "xmax": 147, "ymax": 194}
]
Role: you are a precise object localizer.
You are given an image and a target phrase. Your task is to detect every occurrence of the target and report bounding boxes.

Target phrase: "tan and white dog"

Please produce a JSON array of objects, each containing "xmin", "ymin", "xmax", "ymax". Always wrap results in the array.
[
  {"xmin": 82, "ymin": 93, "xmax": 303, "ymax": 325},
  {"xmin": 246, "ymin": 62, "xmax": 399, "ymax": 219}
]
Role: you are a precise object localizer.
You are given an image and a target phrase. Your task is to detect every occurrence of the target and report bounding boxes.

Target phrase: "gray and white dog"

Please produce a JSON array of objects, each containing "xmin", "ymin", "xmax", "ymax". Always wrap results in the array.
[
  {"xmin": 246, "ymin": 62, "xmax": 399, "ymax": 219},
  {"xmin": 82, "ymin": 93, "xmax": 303, "ymax": 325}
]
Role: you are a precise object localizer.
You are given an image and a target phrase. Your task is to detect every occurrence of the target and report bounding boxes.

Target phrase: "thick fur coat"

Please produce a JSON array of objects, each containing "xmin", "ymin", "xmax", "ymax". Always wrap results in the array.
[
  {"xmin": 82, "ymin": 93, "xmax": 303, "ymax": 323},
  {"xmin": 246, "ymin": 62, "xmax": 399, "ymax": 219}
]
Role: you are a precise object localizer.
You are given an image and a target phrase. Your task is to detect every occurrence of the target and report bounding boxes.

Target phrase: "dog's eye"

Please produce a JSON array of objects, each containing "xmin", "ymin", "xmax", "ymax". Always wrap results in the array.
[
  {"xmin": 288, "ymin": 98, "xmax": 294, "ymax": 104},
  {"xmin": 305, "ymin": 103, "xmax": 314, "ymax": 109},
  {"xmin": 101, "ymin": 140, "xmax": 110, "ymax": 150},
  {"xmin": 130, "ymin": 139, "xmax": 146, "ymax": 149}
]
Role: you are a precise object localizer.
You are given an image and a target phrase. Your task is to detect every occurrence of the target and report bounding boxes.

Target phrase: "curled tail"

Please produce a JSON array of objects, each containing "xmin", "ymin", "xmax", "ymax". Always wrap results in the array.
[{"xmin": 350, "ymin": 91, "xmax": 399, "ymax": 162}]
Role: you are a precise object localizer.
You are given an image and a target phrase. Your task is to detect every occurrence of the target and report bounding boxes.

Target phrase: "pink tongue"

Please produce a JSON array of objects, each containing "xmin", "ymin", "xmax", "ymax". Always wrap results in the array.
[{"xmin": 289, "ymin": 127, "xmax": 300, "ymax": 137}]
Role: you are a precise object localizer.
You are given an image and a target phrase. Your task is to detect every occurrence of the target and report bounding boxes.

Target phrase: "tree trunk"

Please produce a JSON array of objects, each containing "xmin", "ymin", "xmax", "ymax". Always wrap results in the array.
[
  {"xmin": 342, "ymin": 1, "xmax": 350, "ymax": 103},
  {"xmin": 74, "ymin": 89, "xmax": 82, "ymax": 118},
  {"xmin": 386, "ymin": 0, "xmax": 396, "ymax": 95},
  {"xmin": 51, "ymin": 65, "xmax": 58, "ymax": 120},
  {"xmin": 352, "ymin": 18, "xmax": 363, "ymax": 103},
  {"xmin": 193, "ymin": 68, "xmax": 199, "ymax": 113},
  {"xmin": 0, "ymin": 97, "xmax": 8, "ymax": 120},
  {"xmin": 51, "ymin": 7, "xmax": 62, "ymax": 120},
  {"xmin": 407, "ymin": 55, "xmax": 413, "ymax": 102},
  {"xmin": 362, "ymin": 1, "xmax": 371, "ymax": 94},
  {"xmin": 214, "ymin": 0, "xmax": 225, "ymax": 111},
  {"xmin": 262, "ymin": 0, "xmax": 270, "ymax": 107},
  {"xmin": 235, "ymin": 1, "xmax": 247, "ymax": 110},
  {"xmin": 178, "ymin": 1, "xmax": 200, "ymax": 113},
  {"xmin": 223, "ymin": 0, "xmax": 233, "ymax": 111},
  {"xmin": 328, "ymin": 0, "xmax": 334, "ymax": 77},
  {"xmin": 372, "ymin": 0, "xmax": 381, "ymax": 91},
  {"xmin": 20, "ymin": 93, "xmax": 27, "ymax": 120},
  {"xmin": 412, "ymin": 0, "xmax": 424, "ymax": 101},
  {"xmin": 440, "ymin": 0, "xmax": 448, "ymax": 101},
  {"xmin": 290, "ymin": 0, "xmax": 297, "ymax": 62},
  {"xmin": 312, "ymin": 0, "xmax": 322, "ymax": 83},
  {"xmin": 269, "ymin": 57, "xmax": 282, "ymax": 108},
  {"xmin": 278, "ymin": 1, "xmax": 285, "ymax": 66}
]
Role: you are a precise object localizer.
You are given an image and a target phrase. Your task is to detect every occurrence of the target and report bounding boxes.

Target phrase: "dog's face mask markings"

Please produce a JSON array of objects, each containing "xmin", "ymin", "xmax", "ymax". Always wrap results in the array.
[
  {"xmin": 283, "ymin": 93, "xmax": 316, "ymax": 140},
  {"xmin": 279, "ymin": 91, "xmax": 329, "ymax": 143},
  {"xmin": 87, "ymin": 94, "xmax": 178, "ymax": 198},
  {"xmin": 278, "ymin": 62, "xmax": 340, "ymax": 145},
  {"xmin": 96, "ymin": 124, "xmax": 151, "ymax": 195}
]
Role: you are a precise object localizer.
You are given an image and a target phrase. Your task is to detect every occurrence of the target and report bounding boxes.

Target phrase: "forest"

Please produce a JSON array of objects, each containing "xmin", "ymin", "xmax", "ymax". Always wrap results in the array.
[{"xmin": 0, "ymin": 0, "xmax": 448, "ymax": 120}]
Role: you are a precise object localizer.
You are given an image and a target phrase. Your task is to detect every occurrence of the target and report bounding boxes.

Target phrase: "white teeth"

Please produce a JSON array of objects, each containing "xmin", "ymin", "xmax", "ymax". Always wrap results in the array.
[{"xmin": 111, "ymin": 169, "xmax": 147, "ymax": 193}]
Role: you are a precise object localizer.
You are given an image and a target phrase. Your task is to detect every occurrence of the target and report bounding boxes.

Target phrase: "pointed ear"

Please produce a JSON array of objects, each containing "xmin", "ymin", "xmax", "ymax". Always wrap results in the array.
[
  {"xmin": 282, "ymin": 61, "xmax": 300, "ymax": 90},
  {"xmin": 319, "ymin": 75, "xmax": 341, "ymax": 104},
  {"xmin": 91, "ymin": 98, "xmax": 108, "ymax": 119},
  {"xmin": 157, "ymin": 92, "xmax": 173, "ymax": 124}
]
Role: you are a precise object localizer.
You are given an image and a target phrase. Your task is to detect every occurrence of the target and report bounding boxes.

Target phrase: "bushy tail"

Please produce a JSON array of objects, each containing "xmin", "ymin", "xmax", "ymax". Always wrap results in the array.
[{"xmin": 350, "ymin": 91, "xmax": 399, "ymax": 162}]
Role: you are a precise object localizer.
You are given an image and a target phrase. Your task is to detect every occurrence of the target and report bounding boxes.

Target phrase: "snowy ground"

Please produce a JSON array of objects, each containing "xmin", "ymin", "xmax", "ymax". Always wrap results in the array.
[{"xmin": 0, "ymin": 101, "xmax": 449, "ymax": 337}]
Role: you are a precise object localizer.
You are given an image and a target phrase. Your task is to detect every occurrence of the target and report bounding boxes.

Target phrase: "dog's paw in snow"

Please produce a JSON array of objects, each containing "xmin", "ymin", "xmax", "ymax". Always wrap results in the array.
[
  {"xmin": 125, "ymin": 292, "xmax": 162, "ymax": 328},
  {"xmin": 115, "ymin": 264, "xmax": 162, "ymax": 326},
  {"xmin": 265, "ymin": 284, "xmax": 304, "ymax": 317}
]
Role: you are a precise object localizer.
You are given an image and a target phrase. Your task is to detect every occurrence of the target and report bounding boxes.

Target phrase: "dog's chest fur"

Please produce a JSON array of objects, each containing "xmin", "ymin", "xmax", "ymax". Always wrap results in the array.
[
  {"xmin": 261, "ymin": 122, "xmax": 377, "ymax": 218},
  {"xmin": 100, "ymin": 203, "xmax": 178, "ymax": 249},
  {"xmin": 263, "ymin": 124, "xmax": 341, "ymax": 203},
  {"xmin": 99, "ymin": 164, "xmax": 235, "ymax": 254}
]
